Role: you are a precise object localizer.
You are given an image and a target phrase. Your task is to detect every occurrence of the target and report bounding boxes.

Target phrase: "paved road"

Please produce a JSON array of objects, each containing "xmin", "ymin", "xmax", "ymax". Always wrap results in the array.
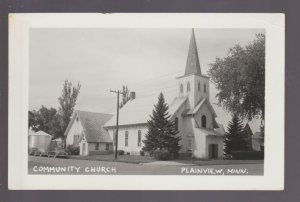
[{"xmin": 28, "ymin": 156, "xmax": 263, "ymax": 175}]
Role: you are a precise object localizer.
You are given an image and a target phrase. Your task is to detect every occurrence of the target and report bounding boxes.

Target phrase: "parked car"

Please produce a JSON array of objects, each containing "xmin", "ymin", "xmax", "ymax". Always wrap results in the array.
[
  {"xmin": 28, "ymin": 147, "xmax": 38, "ymax": 156},
  {"xmin": 33, "ymin": 150, "xmax": 42, "ymax": 156},
  {"xmin": 39, "ymin": 151, "xmax": 49, "ymax": 157},
  {"xmin": 29, "ymin": 147, "xmax": 50, "ymax": 157},
  {"xmin": 48, "ymin": 150, "xmax": 69, "ymax": 159}
]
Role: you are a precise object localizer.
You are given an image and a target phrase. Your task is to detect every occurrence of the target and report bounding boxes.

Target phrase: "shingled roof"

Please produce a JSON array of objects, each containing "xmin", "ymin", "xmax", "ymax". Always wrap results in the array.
[
  {"xmin": 64, "ymin": 110, "xmax": 113, "ymax": 143},
  {"xmin": 184, "ymin": 29, "xmax": 202, "ymax": 76},
  {"xmin": 104, "ymin": 95, "xmax": 187, "ymax": 128}
]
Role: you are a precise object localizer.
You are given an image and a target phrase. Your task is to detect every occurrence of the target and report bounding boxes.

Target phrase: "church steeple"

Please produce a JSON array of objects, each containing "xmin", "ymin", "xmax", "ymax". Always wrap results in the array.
[
  {"xmin": 184, "ymin": 29, "xmax": 201, "ymax": 76},
  {"xmin": 177, "ymin": 29, "xmax": 210, "ymax": 108}
]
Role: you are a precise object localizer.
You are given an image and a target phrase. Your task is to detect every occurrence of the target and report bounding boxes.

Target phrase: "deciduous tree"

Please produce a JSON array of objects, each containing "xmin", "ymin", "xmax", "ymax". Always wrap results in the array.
[
  {"xmin": 58, "ymin": 80, "xmax": 81, "ymax": 134},
  {"xmin": 208, "ymin": 34, "xmax": 265, "ymax": 124},
  {"xmin": 29, "ymin": 106, "xmax": 62, "ymax": 137}
]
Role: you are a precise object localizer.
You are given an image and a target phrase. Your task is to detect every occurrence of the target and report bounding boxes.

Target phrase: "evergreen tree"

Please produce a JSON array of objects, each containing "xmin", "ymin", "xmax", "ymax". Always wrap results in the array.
[
  {"xmin": 142, "ymin": 93, "xmax": 181, "ymax": 157},
  {"xmin": 224, "ymin": 114, "xmax": 248, "ymax": 157}
]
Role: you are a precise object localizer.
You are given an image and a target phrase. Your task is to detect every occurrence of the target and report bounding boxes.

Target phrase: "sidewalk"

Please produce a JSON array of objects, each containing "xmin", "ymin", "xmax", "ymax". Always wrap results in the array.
[
  {"xmin": 141, "ymin": 161, "xmax": 195, "ymax": 166},
  {"xmin": 177, "ymin": 159, "xmax": 264, "ymax": 166}
]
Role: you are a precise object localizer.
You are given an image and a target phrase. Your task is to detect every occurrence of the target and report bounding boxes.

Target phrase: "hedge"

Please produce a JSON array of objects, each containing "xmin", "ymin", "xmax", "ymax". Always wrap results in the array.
[
  {"xmin": 117, "ymin": 150, "xmax": 125, "ymax": 155},
  {"xmin": 66, "ymin": 145, "xmax": 80, "ymax": 155},
  {"xmin": 153, "ymin": 149, "xmax": 174, "ymax": 160},
  {"xmin": 231, "ymin": 151, "xmax": 264, "ymax": 160}
]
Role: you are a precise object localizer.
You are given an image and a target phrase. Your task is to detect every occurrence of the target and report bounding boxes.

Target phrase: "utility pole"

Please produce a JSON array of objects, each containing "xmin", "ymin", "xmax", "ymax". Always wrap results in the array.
[{"xmin": 110, "ymin": 89, "xmax": 125, "ymax": 160}]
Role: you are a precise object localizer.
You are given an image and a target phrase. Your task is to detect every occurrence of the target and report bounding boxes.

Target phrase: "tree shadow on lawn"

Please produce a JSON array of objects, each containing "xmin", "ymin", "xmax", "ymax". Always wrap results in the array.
[
  {"xmin": 174, "ymin": 157, "xmax": 264, "ymax": 166},
  {"xmin": 70, "ymin": 154, "xmax": 155, "ymax": 164},
  {"xmin": 70, "ymin": 154, "xmax": 264, "ymax": 166}
]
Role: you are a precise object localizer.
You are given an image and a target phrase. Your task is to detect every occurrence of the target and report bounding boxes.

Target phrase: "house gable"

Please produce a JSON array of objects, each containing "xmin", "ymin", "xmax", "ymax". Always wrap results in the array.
[{"xmin": 65, "ymin": 113, "xmax": 85, "ymax": 146}]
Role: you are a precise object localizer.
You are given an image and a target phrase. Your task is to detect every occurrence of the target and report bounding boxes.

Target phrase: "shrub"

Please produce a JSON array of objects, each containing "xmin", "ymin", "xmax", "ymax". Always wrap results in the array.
[
  {"xmin": 177, "ymin": 152, "xmax": 193, "ymax": 160},
  {"xmin": 153, "ymin": 149, "xmax": 174, "ymax": 160},
  {"xmin": 117, "ymin": 150, "xmax": 125, "ymax": 155},
  {"xmin": 231, "ymin": 151, "xmax": 264, "ymax": 160},
  {"xmin": 66, "ymin": 145, "xmax": 80, "ymax": 155},
  {"xmin": 126, "ymin": 152, "xmax": 130, "ymax": 155},
  {"xmin": 140, "ymin": 150, "xmax": 145, "ymax": 156}
]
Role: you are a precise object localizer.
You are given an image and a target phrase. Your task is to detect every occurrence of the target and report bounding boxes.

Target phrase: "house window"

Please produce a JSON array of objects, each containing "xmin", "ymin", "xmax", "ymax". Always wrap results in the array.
[
  {"xmin": 76, "ymin": 117, "xmax": 79, "ymax": 122},
  {"xmin": 204, "ymin": 83, "xmax": 207, "ymax": 93},
  {"xmin": 198, "ymin": 82, "xmax": 201, "ymax": 91},
  {"xmin": 202, "ymin": 115, "xmax": 207, "ymax": 128},
  {"xmin": 187, "ymin": 82, "xmax": 190, "ymax": 92},
  {"xmin": 73, "ymin": 134, "xmax": 79, "ymax": 144},
  {"xmin": 180, "ymin": 84, "xmax": 183, "ymax": 93},
  {"xmin": 95, "ymin": 143, "xmax": 100, "ymax": 150},
  {"xmin": 105, "ymin": 143, "xmax": 109, "ymax": 151},
  {"xmin": 125, "ymin": 131, "xmax": 129, "ymax": 147},
  {"xmin": 138, "ymin": 130, "xmax": 142, "ymax": 147},
  {"xmin": 174, "ymin": 117, "xmax": 178, "ymax": 131}
]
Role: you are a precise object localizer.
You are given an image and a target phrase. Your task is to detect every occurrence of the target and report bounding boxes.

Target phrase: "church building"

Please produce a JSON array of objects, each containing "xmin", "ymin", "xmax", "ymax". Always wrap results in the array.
[{"xmin": 104, "ymin": 29, "xmax": 225, "ymax": 159}]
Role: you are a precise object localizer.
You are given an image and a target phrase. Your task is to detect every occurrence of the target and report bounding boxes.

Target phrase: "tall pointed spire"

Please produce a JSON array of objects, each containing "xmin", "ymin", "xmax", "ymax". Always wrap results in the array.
[{"xmin": 184, "ymin": 29, "xmax": 201, "ymax": 76}]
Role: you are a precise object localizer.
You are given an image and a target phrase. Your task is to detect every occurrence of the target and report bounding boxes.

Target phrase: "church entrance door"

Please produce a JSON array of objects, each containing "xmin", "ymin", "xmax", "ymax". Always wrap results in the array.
[{"xmin": 208, "ymin": 144, "xmax": 218, "ymax": 159}]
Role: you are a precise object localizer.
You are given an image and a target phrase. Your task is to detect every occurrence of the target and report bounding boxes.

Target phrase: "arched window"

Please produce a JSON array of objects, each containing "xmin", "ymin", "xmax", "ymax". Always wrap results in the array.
[
  {"xmin": 137, "ymin": 130, "xmax": 142, "ymax": 147},
  {"xmin": 201, "ymin": 115, "xmax": 207, "ymax": 128},
  {"xmin": 187, "ymin": 82, "xmax": 190, "ymax": 92},
  {"xmin": 198, "ymin": 82, "xmax": 201, "ymax": 91},
  {"xmin": 180, "ymin": 84, "xmax": 183, "ymax": 93},
  {"xmin": 175, "ymin": 117, "xmax": 178, "ymax": 131},
  {"xmin": 204, "ymin": 83, "xmax": 207, "ymax": 93}
]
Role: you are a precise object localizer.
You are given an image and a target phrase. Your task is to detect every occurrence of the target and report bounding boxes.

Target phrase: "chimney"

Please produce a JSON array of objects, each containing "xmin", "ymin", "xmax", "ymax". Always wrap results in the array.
[{"xmin": 130, "ymin": 91, "xmax": 136, "ymax": 100}]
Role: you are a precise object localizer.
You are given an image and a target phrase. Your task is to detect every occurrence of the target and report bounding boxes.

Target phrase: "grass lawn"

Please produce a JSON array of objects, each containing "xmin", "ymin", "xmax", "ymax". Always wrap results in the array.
[{"xmin": 70, "ymin": 154, "xmax": 155, "ymax": 164}]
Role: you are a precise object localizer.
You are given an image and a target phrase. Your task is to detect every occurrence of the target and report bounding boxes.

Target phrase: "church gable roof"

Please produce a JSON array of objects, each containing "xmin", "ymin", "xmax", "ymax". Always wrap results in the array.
[
  {"xmin": 104, "ymin": 96, "xmax": 158, "ymax": 128},
  {"xmin": 183, "ymin": 97, "xmax": 217, "ymax": 117},
  {"xmin": 194, "ymin": 127, "xmax": 224, "ymax": 137},
  {"xmin": 184, "ymin": 29, "xmax": 202, "ymax": 76},
  {"xmin": 104, "ymin": 96, "xmax": 188, "ymax": 128},
  {"xmin": 169, "ymin": 96, "xmax": 188, "ymax": 119},
  {"xmin": 64, "ymin": 110, "xmax": 113, "ymax": 143}
]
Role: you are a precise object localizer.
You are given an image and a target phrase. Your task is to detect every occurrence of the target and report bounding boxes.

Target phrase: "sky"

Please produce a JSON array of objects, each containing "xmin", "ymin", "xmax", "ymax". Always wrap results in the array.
[{"xmin": 29, "ymin": 28, "xmax": 264, "ymax": 131}]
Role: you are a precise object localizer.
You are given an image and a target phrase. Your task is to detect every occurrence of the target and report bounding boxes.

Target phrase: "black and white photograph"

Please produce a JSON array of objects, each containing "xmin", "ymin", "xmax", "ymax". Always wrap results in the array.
[
  {"xmin": 27, "ymin": 28, "xmax": 265, "ymax": 175},
  {"xmin": 8, "ymin": 13, "xmax": 284, "ymax": 190}
]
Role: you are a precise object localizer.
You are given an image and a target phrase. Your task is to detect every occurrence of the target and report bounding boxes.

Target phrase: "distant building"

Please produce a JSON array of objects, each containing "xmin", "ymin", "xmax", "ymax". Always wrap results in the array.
[
  {"xmin": 244, "ymin": 123, "xmax": 254, "ymax": 150},
  {"xmin": 104, "ymin": 29, "xmax": 225, "ymax": 159},
  {"xmin": 244, "ymin": 122, "xmax": 264, "ymax": 151},
  {"xmin": 64, "ymin": 110, "xmax": 113, "ymax": 156},
  {"xmin": 50, "ymin": 136, "xmax": 65, "ymax": 151},
  {"xmin": 252, "ymin": 132, "xmax": 264, "ymax": 151}
]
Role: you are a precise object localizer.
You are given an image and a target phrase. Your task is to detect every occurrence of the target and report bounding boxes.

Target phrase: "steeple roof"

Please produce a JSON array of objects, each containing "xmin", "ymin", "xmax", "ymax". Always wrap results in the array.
[{"xmin": 184, "ymin": 29, "xmax": 201, "ymax": 76}]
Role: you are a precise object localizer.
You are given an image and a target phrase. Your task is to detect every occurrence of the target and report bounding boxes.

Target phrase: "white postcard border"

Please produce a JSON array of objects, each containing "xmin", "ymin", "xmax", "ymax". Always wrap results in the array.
[{"xmin": 8, "ymin": 13, "xmax": 285, "ymax": 190}]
